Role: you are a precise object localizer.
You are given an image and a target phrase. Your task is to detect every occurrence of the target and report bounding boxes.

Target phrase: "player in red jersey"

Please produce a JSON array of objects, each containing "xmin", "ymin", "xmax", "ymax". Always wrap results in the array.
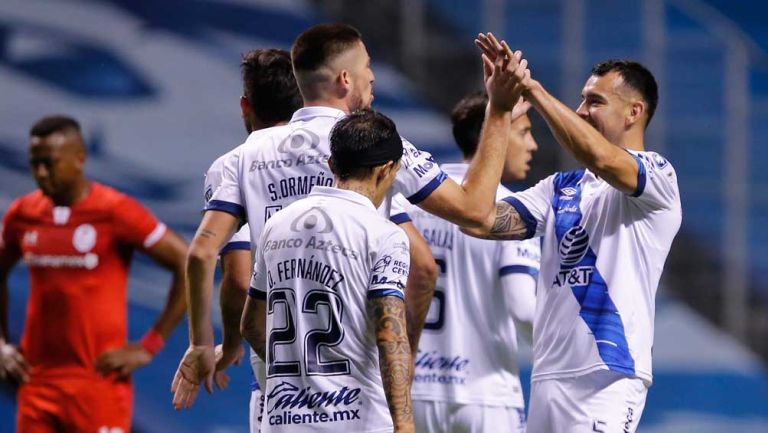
[{"xmin": 0, "ymin": 115, "xmax": 188, "ymax": 433}]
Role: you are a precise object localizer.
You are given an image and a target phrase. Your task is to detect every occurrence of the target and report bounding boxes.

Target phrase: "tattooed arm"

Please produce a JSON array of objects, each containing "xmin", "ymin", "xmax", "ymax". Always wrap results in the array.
[
  {"xmin": 172, "ymin": 210, "xmax": 238, "ymax": 410},
  {"xmin": 368, "ymin": 296, "xmax": 414, "ymax": 433},
  {"xmin": 461, "ymin": 200, "xmax": 531, "ymax": 241}
]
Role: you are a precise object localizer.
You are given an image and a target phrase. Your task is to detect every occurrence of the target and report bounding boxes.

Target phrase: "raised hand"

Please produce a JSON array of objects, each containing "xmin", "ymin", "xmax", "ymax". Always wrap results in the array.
[
  {"xmin": 480, "ymin": 45, "xmax": 527, "ymax": 113},
  {"xmin": 171, "ymin": 344, "xmax": 215, "ymax": 410},
  {"xmin": 476, "ymin": 33, "xmax": 534, "ymax": 94}
]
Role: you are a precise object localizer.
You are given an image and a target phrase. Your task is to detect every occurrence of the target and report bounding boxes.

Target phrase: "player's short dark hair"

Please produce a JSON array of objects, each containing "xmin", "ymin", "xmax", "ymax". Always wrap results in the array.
[
  {"xmin": 29, "ymin": 115, "xmax": 81, "ymax": 137},
  {"xmin": 330, "ymin": 110, "xmax": 402, "ymax": 181},
  {"xmin": 591, "ymin": 59, "xmax": 658, "ymax": 127},
  {"xmin": 451, "ymin": 91, "xmax": 488, "ymax": 158},
  {"xmin": 241, "ymin": 49, "xmax": 302, "ymax": 125},
  {"xmin": 291, "ymin": 23, "xmax": 363, "ymax": 99}
]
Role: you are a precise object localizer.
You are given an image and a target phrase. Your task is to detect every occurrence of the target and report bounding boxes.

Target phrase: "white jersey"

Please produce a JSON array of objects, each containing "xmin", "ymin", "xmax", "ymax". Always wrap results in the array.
[
  {"xmin": 207, "ymin": 106, "xmax": 447, "ymax": 245},
  {"xmin": 250, "ymin": 186, "xmax": 411, "ymax": 433},
  {"xmin": 505, "ymin": 151, "xmax": 681, "ymax": 384},
  {"xmin": 391, "ymin": 163, "xmax": 540, "ymax": 408}
]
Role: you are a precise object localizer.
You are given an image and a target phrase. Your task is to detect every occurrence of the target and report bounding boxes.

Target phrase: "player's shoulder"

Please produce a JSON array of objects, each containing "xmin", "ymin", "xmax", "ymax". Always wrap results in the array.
[
  {"xmin": 206, "ymin": 148, "xmax": 238, "ymax": 176},
  {"xmin": 4, "ymin": 190, "xmax": 46, "ymax": 220},
  {"xmin": 89, "ymin": 183, "xmax": 150, "ymax": 216},
  {"xmin": 632, "ymin": 150, "xmax": 676, "ymax": 173}
]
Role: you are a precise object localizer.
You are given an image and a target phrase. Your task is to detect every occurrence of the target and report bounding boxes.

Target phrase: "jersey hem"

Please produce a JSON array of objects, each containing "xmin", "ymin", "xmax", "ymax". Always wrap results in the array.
[
  {"xmin": 531, "ymin": 364, "xmax": 653, "ymax": 385},
  {"xmin": 412, "ymin": 394, "xmax": 525, "ymax": 409},
  {"xmin": 220, "ymin": 241, "xmax": 251, "ymax": 255}
]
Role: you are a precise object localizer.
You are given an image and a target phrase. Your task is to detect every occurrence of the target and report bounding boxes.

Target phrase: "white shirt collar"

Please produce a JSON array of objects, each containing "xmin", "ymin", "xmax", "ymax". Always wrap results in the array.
[
  {"xmin": 309, "ymin": 186, "xmax": 376, "ymax": 211},
  {"xmin": 290, "ymin": 106, "xmax": 347, "ymax": 123}
]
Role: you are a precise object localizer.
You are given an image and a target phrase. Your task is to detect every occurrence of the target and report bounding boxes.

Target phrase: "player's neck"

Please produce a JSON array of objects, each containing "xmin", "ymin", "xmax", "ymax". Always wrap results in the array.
[
  {"xmin": 50, "ymin": 178, "xmax": 90, "ymax": 206},
  {"xmin": 335, "ymin": 179, "xmax": 378, "ymax": 207},
  {"xmin": 619, "ymin": 129, "xmax": 646, "ymax": 152},
  {"xmin": 302, "ymin": 99, "xmax": 351, "ymax": 115}
]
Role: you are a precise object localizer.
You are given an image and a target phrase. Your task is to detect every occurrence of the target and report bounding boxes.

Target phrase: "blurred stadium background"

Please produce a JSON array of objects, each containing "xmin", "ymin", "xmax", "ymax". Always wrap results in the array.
[{"xmin": 1, "ymin": 0, "xmax": 767, "ymax": 431}]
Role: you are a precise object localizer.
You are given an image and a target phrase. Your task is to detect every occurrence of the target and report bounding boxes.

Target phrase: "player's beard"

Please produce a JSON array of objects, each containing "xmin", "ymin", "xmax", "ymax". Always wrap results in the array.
[{"xmin": 349, "ymin": 87, "xmax": 372, "ymax": 112}]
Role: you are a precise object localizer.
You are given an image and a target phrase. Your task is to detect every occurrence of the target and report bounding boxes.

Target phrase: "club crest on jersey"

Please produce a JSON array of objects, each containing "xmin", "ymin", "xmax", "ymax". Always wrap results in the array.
[
  {"xmin": 290, "ymin": 207, "xmax": 333, "ymax": 233},
  {"xmin": 651, "ymin": 153, "xmax": 669, "ymax": 169},
  {"xmin": 72, "ymin": 224, "xmax": 97, "ymax": 253},
  {"xmin": 559, "ymin": 225, "xmax": 589, "ymax": 266}
]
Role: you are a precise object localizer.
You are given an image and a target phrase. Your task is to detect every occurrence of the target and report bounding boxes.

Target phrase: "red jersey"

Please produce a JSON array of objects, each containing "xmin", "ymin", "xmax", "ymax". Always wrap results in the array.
[{"xmin": 1, "ymin": 182, "xmax": 166, "ymax": 379}]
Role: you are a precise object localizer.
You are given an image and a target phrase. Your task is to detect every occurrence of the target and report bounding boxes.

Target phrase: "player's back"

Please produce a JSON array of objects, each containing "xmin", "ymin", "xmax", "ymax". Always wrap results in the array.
[
  {"xmin": 393, "ymin": 163, "xmax": 539, "ymax": 408},
  {"xmin": 1, "ymin": 183, "xmax": 166, "ymax": 378},
  {"xmin": 252, "ymin": 186, "xmax": 410, "ymax": 433},
  {"xmin": 208, "ymin": 107, "xmax": 448, "ymax": 242}
]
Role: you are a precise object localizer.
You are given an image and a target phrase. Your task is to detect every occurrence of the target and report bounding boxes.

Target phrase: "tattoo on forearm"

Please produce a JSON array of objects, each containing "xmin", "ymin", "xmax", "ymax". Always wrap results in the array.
[
  {"xmin": 489, "ymin": 202, "xmax": 528, "ymax": 240},
  {"xmin": 368, "ymin": 296, "xmax": 413, "ymax": 429},
  {"xmin": 199, "ymin": 229, "xmax": 218, "ymax": 239}
]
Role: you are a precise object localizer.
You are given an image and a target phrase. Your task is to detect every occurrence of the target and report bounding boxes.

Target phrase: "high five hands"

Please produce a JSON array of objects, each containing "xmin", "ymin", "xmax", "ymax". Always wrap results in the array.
[{"xmin": 475, "ymin": 32, "xmax": 532, "ymax": 119}]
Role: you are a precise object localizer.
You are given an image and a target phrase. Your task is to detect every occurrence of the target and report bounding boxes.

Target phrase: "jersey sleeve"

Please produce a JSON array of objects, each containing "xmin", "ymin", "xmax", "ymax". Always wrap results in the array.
[
  {"xmin": 204, "ymin": 155, "xmax": 252, "ymax": 255},
  {"xmin": 221, "ymin": 223, "xmax": 252, "ymax": 256},
  {"xmin": 498, "ymin": 237, "xmax": 541, "ymax": 280},
  {"xmin": 501, "ymin": 174, "xmax": 555, "ymax": 239},
  {"xmin": 113, "ymin": 195, "xmax": 167, "ymax": 250},
  {"xmin": 1, "ymin": 200, "xmax": 21, "ymax": 256},
  {"xmin": 628, "ymin": 151, "xmax": 681, "ymax": 211},
  {"xmin": 368, "ymin": 228, "xmax": 410, "ymax": 300},
  {"xmin": 203, "ymin": 160, "xmax": 222, "ymax": 210},
  {"xmin": 207, "ymin": 148, "xmax": 247, "ymax": 222},
  {"xmin": 389, "ymin": 193, "xmax": 413, "ymax": 225},
  {"xmin": 395, "ymin": 139, "xmax": 448, "ymax": 205}
]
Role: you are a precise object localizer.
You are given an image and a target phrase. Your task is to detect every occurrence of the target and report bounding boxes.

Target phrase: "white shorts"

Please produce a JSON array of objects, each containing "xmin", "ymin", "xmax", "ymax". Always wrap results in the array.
[
  {"xmin": 249, "ymin": 388, "xmax": 264, "ymax": 433},
  {"xmin": 249, "ymin": 352, "xmax": 267, "ymax": 433},
  {"xmin": 414, "ymin": 400, "xmax": 526, "ymax": 433},
  {"xmin": 527, "ymin": 370, "xmax": 648, "ymax": 433}
]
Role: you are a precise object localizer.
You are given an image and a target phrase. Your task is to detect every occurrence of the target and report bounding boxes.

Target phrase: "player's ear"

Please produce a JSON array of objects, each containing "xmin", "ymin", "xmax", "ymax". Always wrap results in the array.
[
  {"xmin": 627, "ymin": 100, "xmax": 645, "ymax": 128},
  {"xmin": 328, "ymin": 156, "xmax": 338, "ymax": 177},
  {"xmin": 240, "ymin": 96, "xmax": 251, "ymax": 120},
  {"xmin": 339, "ymin": 69, "xmax": 351, "ymax": 91}
]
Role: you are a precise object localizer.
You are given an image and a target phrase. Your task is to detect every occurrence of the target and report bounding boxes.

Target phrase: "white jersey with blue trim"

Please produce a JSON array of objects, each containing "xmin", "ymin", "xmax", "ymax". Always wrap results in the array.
[
  {"xmin": 504, "ymin": 150, "xmax": 681, "ymax": 385},
  {"xmin": 250, "ymin": 186, "xmax": 410, "ymax": 433},
  {"xmin": 207, "ymin": 106, "xmax": 447, "ymax": 246},
  {"xmin": 390, "ymin": 164, "xmax": 539, "ymax": 408},
  {"xmin": 204, "ymin": 150, "xmax": 252, "ymax": 252}
]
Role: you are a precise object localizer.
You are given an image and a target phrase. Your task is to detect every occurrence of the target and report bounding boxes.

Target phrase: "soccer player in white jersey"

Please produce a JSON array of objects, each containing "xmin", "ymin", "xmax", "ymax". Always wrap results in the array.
[
  {"xmin": 202, "ymin": 49, "xmax": 303, "ymax": 432},
  {"xmin": 171, "ymin": 24, "xmax": 531, "ymax": 409},
  {"xmin": 468, "ymin": 36, "xmax": 682, "ymax": 433},
  {"xmin": 241, "ymin": 110, "xmax": 413, "ymax": 432},
  {"xmin": 391, "ymin": 91, "xmax": 541, "ymax": 433}
]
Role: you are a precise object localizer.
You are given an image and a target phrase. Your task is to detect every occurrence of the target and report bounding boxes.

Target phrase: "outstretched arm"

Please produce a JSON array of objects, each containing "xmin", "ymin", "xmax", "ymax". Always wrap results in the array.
[
  {"xmin": 476, "ymin": 33, "xmax": 640, "ymax": 194},
  {"xmin": 368, "ymin": 296, "xmax": 414, "ymax": 433},
  {"xmin": 461, "ymin": 200, "xmax": 531, "ymax": 241},
  {"xmin": 418, "ymin": 35, "xmax": 530, "ymax": 228},
  {"xmin": 525, "ymin": 82, "xmax": 639, "ymax": 194}
]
